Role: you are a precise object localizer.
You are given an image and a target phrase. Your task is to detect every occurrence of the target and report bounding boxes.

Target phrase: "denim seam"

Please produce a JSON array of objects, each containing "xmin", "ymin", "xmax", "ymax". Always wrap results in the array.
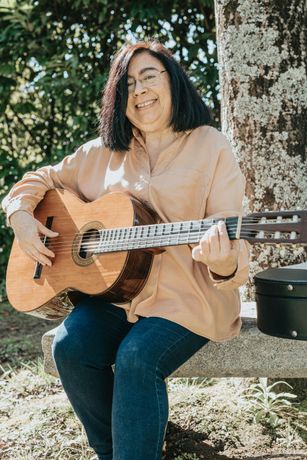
[{"xmin": 153, "ymin": 330, "xmax": 191, "ymax": 460}]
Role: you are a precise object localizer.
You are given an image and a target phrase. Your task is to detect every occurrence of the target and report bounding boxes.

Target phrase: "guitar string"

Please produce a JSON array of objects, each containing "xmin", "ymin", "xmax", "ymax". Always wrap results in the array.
[
  {"xmin": 36, "ymin": 217, "xmax": 301, "ymax": 249},
  {"xmin": 37, "ymin": 238, "xmax": 304, "ymax": 259},
  {"xmin": 40, "ymin": 230, "xmax": 298, "ymax": 252},
  {"xmin": 39, "ymin": 223, "xmax": 301, "ymax": 250},
  {"xmin": 32, "ymin": 213, "xmax": 302, "ymax": 223},
  {"xmin": 37, "ymin": 229, "xmax": 301, "ymax": 256},
  {"xmin": 34, "ymin": 214, "xmax": 300, "ymax": 228},
  {"xmin": 35, "ymin": 213, "xmax": 299, "ymax": 229}
]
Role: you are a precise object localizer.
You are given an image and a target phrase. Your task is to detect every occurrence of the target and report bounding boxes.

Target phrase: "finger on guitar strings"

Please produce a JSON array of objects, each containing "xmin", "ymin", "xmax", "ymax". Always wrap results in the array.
[
  {"xmin": 31, "ymin": 247, "xmax": 52, "ymax": 266},
  {"xmin": 217, "ymin": 221, "xmax": 231, "ymax": 255},
  {"xmin": 37, "ymin": 238, "xmax": 55, "ymax": 258}
]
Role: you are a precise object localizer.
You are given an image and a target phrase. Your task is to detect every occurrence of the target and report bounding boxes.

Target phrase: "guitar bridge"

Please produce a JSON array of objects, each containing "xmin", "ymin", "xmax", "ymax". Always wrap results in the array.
[{"xmin": 33, "ymin": 216, "xmax": 54, "ymax": 279}]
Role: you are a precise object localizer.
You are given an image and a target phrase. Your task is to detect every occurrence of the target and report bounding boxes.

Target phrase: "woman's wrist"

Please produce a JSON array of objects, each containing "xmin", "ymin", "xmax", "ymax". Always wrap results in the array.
[{"xmin": 209, "ymin": 264, "xmax": 238, "ymax": 280}]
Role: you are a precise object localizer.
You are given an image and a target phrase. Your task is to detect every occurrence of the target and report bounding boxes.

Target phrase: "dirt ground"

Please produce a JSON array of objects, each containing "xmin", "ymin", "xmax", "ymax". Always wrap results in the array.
[{"xmin": 1, "ymin": 301, "xmax": 306, "ymax": 460}]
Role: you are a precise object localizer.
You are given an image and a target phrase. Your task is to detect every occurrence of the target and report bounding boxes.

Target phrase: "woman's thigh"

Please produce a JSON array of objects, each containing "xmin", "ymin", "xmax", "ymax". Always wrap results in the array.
[
  {"xmin": 115, "ymin": 316, "xmax": 209, "ymax": 378},
  {"xmin": 53, "ymin": 296, "xmax": 133, "ymax": 368}
]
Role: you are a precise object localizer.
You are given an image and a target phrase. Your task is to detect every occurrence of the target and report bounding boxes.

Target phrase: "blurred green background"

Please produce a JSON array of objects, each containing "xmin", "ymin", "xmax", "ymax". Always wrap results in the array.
[{"xmin": 0, "ymin": 0, "xmax": 218, "ymax": 299}]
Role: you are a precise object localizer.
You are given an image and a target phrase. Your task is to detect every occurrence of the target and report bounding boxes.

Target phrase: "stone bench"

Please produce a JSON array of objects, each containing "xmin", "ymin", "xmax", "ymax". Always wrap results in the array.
[{"xmin": 42, "ymin": 302, "xmax": 307, "ymax": 378}]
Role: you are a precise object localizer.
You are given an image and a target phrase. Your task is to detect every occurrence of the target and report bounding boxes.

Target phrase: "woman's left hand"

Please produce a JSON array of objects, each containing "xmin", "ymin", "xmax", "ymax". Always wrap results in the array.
[{"xmin": 191, "ymin": 220, "xmax": 240, "ymax": 277}]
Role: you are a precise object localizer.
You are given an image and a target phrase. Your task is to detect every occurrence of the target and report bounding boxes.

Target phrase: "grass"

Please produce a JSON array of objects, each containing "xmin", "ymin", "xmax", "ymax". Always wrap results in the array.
[
  {"xmin": 1, "ymin": 360, "xmax": 307, "ymax": 459},
  {"xmin": 0, "ymin": 301, "xmax": 61, "ymax": 369},
  {"xmin": 1, "ymin": 301, "xmax": 307, "ymax": 459}
]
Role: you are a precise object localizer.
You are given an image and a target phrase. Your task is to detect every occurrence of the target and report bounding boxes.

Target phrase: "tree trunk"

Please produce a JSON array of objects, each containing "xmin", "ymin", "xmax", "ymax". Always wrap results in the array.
[
  {"xmin": 214, "ymin": 0, "xmax": 307, "ymax": 390},
  {"xmin": 214, "ymin": 0, "xmax": 307, "ymax": 297}
]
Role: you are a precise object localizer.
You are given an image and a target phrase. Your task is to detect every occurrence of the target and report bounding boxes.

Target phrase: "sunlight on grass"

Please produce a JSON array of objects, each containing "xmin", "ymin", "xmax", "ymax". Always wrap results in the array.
[
  {"xmin": 241, "ymin": 377, "xmax": 307, "ymax": 433},
  {"xmin": 1, "ymin": 362, "xmax": 306, "ymax": 459}
]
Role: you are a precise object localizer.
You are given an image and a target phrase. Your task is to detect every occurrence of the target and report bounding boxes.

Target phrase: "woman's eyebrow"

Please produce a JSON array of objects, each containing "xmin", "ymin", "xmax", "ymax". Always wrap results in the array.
[{"xmin": 127, "ymin": 66, "xmax": 159, "ymax": 78}]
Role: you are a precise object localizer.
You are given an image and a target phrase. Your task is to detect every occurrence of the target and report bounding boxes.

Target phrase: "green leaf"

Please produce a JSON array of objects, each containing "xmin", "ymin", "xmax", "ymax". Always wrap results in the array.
[
  {"xmin": 0, "ymin": 63, "xmax": 15, "ymax": 75},
  {"xmin": 269, "ymin": 413, "xmax": 280, "ymax": 427},
  {"xmin": 255, "ymin": 410, "xmax": 265, "ymax": 422},
  {"xmin": 14, "ymin": 102, "xmax": 36, "ymax": 113},
  {"xmin": 0, "ymin": 75, "xmax": 15, "ymax": 86}
]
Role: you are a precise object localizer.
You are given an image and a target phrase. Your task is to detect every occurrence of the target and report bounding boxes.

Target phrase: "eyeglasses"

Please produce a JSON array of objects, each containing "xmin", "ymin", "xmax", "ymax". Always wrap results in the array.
[{"xmin": 127, "ymin": 70, "xmax": 167, "ymax": 93}]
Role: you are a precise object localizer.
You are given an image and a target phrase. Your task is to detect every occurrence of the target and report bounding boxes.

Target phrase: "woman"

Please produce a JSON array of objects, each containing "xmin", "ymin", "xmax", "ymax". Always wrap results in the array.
[{"xmin": 2, "ymin": 41, "xmax": 249, "ymax": 460}]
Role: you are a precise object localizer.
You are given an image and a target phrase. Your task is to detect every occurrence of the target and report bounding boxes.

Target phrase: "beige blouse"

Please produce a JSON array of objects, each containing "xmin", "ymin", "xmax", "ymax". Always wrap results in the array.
[{"xmin": 2, "ymin": 125, "xmax": 250, "ymax": 342}]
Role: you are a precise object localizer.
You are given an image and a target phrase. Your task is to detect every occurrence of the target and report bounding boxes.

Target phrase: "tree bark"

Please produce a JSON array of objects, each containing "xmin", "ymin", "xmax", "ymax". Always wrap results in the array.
[{"xmin": 214, "ymin": 0, "xmax": 307, "ymax": 295}]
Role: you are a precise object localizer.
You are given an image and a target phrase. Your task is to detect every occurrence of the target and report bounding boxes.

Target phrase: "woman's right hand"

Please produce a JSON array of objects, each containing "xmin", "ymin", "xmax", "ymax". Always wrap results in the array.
[{"xmin": 10, "ymin": 210, "xmax": 59, "ymax": 266}]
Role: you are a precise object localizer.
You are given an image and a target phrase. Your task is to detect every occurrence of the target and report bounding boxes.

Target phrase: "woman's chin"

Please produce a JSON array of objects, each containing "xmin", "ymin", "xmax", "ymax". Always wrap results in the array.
[{"xmin": 133, "ymin": 117, "xmax": 168, "ymax": 133}]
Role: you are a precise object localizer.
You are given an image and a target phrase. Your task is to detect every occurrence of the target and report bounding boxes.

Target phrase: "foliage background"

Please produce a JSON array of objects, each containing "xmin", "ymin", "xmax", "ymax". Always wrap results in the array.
[{"xmin": 0, "ymin": 0, "xmax": 218, "ymax": 298}]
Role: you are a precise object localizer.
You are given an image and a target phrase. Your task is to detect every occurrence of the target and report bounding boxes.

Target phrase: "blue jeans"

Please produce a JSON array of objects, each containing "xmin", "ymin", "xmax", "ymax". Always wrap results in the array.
[{"xmin": 52, "ymin": 296, "xmax": 209, "ymax": 460}]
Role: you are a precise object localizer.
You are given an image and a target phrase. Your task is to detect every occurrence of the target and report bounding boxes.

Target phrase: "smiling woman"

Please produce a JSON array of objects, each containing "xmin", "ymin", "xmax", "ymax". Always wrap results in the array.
[
  {"xmin": 2, "ymin": 40, "xmax": 249, "ymax": 460},
  {"xmin": 100, "ymin": 41, "xmax": 211, "ymax": 152}
]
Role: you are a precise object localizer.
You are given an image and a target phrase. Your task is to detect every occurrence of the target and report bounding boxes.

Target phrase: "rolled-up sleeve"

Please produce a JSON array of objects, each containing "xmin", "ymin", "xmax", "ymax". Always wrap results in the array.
[{"xmin": 2, "ymin": 145, "xmax": 85, "ymax": 225}]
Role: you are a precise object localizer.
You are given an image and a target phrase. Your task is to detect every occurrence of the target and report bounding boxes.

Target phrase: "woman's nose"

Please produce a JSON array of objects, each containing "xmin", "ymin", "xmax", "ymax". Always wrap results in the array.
[{"xmin": 134, "ymin": 79, "xmax": 147, "ymax": 96}]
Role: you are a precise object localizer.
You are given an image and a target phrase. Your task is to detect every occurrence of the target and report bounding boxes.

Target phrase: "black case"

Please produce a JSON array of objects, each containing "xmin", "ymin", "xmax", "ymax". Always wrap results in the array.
[{"xmin": 254, "ymin": 267, "xmax": 307, "ymax": 340}]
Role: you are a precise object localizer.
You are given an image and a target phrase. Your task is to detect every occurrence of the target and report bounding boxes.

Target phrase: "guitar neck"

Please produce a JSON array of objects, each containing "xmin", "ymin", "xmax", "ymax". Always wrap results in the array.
[
  {"xmin": 94, "ymin": 208, "xmax": 307, "ymax": 253},
  {"xmin": 95, "ymin": 217, "xmax": 240, "ymax": 253}
]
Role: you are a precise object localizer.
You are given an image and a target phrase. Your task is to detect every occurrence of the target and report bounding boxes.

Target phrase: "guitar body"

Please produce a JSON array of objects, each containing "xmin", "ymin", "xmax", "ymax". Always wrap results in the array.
[{"xmin": 6, "ymin": 189, "xmax": 156, "ymax": 320}]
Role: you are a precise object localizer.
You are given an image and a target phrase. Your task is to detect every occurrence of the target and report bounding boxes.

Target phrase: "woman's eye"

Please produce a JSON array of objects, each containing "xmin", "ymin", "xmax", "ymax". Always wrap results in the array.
[{"xmin": 144, "ymin": 74, "xmax": 155, "ymax": 81}]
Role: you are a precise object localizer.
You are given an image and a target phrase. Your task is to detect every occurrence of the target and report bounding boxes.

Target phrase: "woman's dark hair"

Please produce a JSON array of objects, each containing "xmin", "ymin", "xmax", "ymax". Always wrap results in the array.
[{"xmin": 99, "ymin": 40, "xmax": 211, "ymax": 151}]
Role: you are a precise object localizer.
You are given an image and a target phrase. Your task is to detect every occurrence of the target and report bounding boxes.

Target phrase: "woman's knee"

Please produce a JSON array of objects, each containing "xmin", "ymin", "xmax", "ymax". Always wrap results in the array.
[
  {"xmin": 52, "ymin": 302, "xmax": 104, "ymax": 367},
  {"xmin": 115, "ymin": 337, "xmax": 153, "ymax": 378},
  {"xmin": 53, "ymin": 307, "xmax": 128, "ymax": 372},
  {"xmin": 52, "ymin": 322, "xmax": 82, "ymax": 369}
]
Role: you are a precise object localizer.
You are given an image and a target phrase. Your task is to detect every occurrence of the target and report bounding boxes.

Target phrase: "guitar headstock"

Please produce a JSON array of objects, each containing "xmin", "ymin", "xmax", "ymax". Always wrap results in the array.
[{"xmin": 239, "ymin": 209, "xmax": 307, "ymax": 245}]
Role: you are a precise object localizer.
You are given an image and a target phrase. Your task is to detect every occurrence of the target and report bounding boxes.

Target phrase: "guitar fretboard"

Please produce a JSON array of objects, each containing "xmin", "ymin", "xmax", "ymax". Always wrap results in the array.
[{"xmin": 95, "ymin": 217, "xmax": 239, "ymax": 253}]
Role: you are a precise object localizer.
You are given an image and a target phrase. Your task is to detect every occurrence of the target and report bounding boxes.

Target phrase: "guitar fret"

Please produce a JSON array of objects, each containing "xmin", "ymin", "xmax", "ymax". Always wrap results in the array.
[
  {"xmin": 150, "ymin": 225, "xmax": 156, "ymax": 247},
  {"xmin": 132, "ymin": 226, "xmax": 137, "ymax": 249},
  {"xmin": 138, "ymin": 226, "xmax": 143, "ymax": 249},
  {"xmin": 105, "ymin": 229, "xmax": 110, "ymax": 250},
  {"xmin": 174, "ymin": 222, "xmax": 181, "ymax": 245},
  {"xmin": 108, "ymin": 229, "xmax": 113, "ymax": 251},
  {"xmin": 123, "ymin": 228, "xmax": 128, "ymax": 247},
  {"xmin": 116, "ymin": 228, "xmax": 121, "ymax": 251},
  {"xmin": 121, "ymin": 228, "xmax": 126, "ymax": 250}
]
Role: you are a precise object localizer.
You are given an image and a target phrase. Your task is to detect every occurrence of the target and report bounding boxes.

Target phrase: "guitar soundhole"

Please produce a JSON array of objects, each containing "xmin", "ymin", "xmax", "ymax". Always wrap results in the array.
[{"xmin": 79, "ymin": 229, "xmax": 100, "ymax": 259}]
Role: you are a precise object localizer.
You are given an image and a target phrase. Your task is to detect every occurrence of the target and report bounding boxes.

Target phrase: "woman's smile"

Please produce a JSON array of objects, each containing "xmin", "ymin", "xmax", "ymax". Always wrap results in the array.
[{"xmin": 135, "ymin": 99, "xmax": 158, "ymax": 110}]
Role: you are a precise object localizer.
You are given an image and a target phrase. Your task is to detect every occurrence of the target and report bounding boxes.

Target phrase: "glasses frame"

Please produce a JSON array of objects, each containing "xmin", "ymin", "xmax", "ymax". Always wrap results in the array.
[{"xmin": 127, "ymin": 70, "xmax": 167, "ymax": 94}]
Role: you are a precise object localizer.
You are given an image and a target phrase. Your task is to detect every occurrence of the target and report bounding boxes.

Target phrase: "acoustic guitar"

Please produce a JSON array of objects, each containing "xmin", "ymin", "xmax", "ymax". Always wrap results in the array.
[{"xmin": 6, "ymin": 189, "xmax": 307, "ymax": 320}]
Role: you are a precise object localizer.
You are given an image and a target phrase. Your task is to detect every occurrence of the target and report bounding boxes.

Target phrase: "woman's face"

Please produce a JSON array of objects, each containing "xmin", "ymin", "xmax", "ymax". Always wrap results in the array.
[{"xmin": 126, "ymin": 51, "xmax": 172, "ymax": 133}]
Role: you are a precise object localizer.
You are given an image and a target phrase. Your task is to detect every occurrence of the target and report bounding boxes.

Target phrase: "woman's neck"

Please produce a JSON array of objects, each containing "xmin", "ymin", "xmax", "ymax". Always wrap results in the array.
[
  {"xmin": 139, "ymin": 127, "xmax": 178, "ymax": 153},
  {"xmin": 137, "ymin": 128, "xmax": 179, "ymax": 172}
]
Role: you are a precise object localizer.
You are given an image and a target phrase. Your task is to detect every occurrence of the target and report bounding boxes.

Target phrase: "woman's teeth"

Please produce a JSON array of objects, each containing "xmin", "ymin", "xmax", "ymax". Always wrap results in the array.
[{"xmin": 136, "ymin": 100, "xmax": 156, "ymax": 109}]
